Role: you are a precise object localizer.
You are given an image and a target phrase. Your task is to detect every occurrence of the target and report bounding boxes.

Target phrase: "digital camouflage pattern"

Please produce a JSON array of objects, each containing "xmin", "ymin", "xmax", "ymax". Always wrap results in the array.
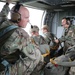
[
  {"xmin": 0, "ymin": 20, "xmax": 44, "ymax": 75},
  {"xmin": 44, "ymin": 25, "xmax": 75, "ymax": 75},
  {"xmin": 43, "ymin": 32, "xmax": 51, "ymax": 44},
  {"xmin": 30, "ymin": 33, "xmax": 50, "ymax": 60},
  {"xmin": 30, "ymin": 25, "xmax": 50, "ymax": 54},
  {"xmin": 30, "ymin": 35, "xmax": 46, "ymax": 46},
  {"xmin": 30, "ymin": 26, "xmax": 50, "ymax": 75},
  {"xmin": 43, "ymin": 32, "xmax": 60, "ymax": 58},
  {"xmin": 59, "ymin": 25, "xmax": 75, "ymax": 53},
  {"xmin": 69, "ymin": 63, "xmax": 75, "ymax": 75},
  {"xmin": 43, "ymin": 32, "xmax": 58, "ymax": 49}
]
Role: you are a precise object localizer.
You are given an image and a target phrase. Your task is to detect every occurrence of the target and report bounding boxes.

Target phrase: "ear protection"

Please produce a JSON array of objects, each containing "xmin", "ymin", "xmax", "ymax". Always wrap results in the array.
[
  {"xmin": 65, "ymin": 18, "xmax": 70, "ymax": 25},
  {"xmin": 66, "ymin": 19, "xmax": 70, "ymax": 25},
  {"xmin": 11, "ymin": 2, "xmax": 22, "ymax": 23}
]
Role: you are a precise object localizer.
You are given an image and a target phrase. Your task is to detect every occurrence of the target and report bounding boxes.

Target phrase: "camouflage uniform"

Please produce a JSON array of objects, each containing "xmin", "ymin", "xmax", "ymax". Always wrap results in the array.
[
  {"xmin": 0, "ymin": 20, "xmax": 44, "ymax": 75},
  {"xmin": 0, "ymin": 3, "xmax": 10, "ymax": 25},
  {"xmin": 43, "ymin": 32, "xmax": 55, "ymax": 45},
  {"xmin": 30, "ymin": 35, "xmax": 46, "ymax": 47},
  {"xmin": 30, "ymin": 25, "xmax": 49, "ymax": 54},
  {"xmin": 42, "ymin": 25, "xmax": 59, "ymax": 49},
  {"xmin": 59, "ymin": 25, "xmax": 75, "ymax": 53},
  {"xmin": 43, "ymin": 31, "xmax": 61, "ymax": 58},
  {"xmin": 30, "ymin": 25, "xmax": 50, "ymax": 75},
  {"xmin": 44, "ymin": 25, "xmax": 75, "ymax": 75}
]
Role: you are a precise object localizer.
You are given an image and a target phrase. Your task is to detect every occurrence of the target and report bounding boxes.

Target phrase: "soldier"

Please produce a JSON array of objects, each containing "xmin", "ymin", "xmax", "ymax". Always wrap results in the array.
[
  {"xmin": 42, "ymin": 25, "xmax": 60, "ymax": 58},
  {"xmin": 30, "ymin": 25, "xmax": 50, "ymax": 57},
  {"xmin": 42, "ymin": 25, "xmax": 50, "ymax": 44},
  {"xmin": 30, "ymin": 25, "xmax": 46, "ymax": 47},
  {"xmin": 44, "ymin": 17, "xmax": 75, "ymax": 75},
  {"xmin": 29, "ymin": 25, "xmax": 50, "ymax": 75},
  {"xmin": 0, "ymin": 2, "xmax": 44, "ymax": 75}
]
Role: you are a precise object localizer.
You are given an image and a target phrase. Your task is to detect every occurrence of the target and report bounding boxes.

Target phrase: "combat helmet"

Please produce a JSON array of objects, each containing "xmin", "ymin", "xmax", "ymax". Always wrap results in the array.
[{"xmin": 30, "ymin": 25, "xmax": 39, "ymax": 33}]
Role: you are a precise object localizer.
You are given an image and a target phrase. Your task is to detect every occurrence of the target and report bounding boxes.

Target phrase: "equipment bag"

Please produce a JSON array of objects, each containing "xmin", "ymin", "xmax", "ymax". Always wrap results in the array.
[
  {"xmin": 0, "ymin": 25, "xmax": 26, "ymax": 65},
  {"xmin": 0, "ymin": 25, "xmax": 19, "ymax": 72},
  {"xmin": 0, "ymin": 25, "xmax": 18, "ymax": 48}
]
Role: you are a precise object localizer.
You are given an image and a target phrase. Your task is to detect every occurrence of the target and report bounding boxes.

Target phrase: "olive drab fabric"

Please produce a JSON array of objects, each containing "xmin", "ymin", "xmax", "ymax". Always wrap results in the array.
[
  {"xmin": 30, "ymin": 35, "xmax": 46, "ymax": 46},
  {"xmin": 44, "ymin": 25, "xmax": 75, "ymax": 75},
  {"xmin": 43, "ymin": 32, "xmax": 59, "ymax": 50},
  {"xmin": 59, "ymin": 25, "xmax": 75, "ymax": 53},
  {"xmin": 43, "ymin": 32, "xmax": 61, "ymax": 58},
  {"xmin": 43, "ymin": 32, "xmax": 51, "ymax": 44},
  {"xmin": 30, "ymin": 25, "xmax": 50, "ymax": 55},
  {"xmin": 0, "ymin": 20, "xmax": 44, "ymax": 75},
  {"xmin": 30, "ymin": 35, "xmax": 50, "ymax": 53},
  {"xmin": 30, "ymin": 25, "xmax": 50, "ymax": 75},
  {"xmin": 0, "ymin": 25, "xmax": 18, "ymax": 54},
  {"xmin": 30, "ymin": 33, "xmax": 50, "ymax": 63},
  {"xmin": 69, "ymin": 61, "xmax": 75, "ymax": 75}
]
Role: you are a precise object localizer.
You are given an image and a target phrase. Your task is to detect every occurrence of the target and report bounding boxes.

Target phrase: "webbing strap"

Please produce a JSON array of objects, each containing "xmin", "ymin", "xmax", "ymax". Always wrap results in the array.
[
  {"xmin": 1, "ymin": 60, "xmax": 9, "ymax": 67},
  {"xmin": 0, "ymin": 25, "xmax": 18, "ymax": 38}
]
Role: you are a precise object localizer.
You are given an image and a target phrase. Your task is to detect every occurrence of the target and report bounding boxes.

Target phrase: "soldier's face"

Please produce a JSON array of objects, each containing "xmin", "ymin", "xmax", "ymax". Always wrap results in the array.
[
  {"xmin": 18, "ymin": 6, "xmax": 29, "ymax": 28},
  {"xmin": 43, "ymin": 28, "xmax": 48, "ymax": 33},
  {"xmin": 31, "ymin": 31, "xmax": 39, "ymax": 36},
  {"xmin": 62, "ymin": 19, "xmax": 69, "ymax": 28},
  {"xmin": 62, "ymin": 19, "xmax": 66, "ymax": 26}
]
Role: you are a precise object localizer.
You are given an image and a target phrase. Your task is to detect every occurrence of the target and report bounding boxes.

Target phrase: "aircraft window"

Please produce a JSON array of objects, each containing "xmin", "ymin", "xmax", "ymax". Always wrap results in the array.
[{"xmin": 0, "ymin": 2, "xmax": 45, "ymax": 36}]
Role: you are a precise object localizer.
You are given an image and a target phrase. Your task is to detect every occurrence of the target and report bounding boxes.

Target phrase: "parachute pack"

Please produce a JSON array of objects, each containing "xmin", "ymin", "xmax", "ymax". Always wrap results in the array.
[{"xmin": 0, "ymin": 25, "xmax": 21, "ymax": 72}]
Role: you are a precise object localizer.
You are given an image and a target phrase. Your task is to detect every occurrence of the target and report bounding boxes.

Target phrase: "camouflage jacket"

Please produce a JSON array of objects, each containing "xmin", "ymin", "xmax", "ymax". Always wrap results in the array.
[
  {"xmin": 0, "ymin": 20, "xmax": 43, "ymax": 60},
  {"xmin": 59, "ymin": 25, "xmax": 75, "ymax": 52},
  {"xmin": 43, "ymin": 32, "xmax": 52, "ymax": 44},
  {"xmin": 43, "ymin": 32, "xmax": 57, "ymax": 46},
  {"xmin": 30, "ymin": 35, "xmax": 50, "ymax": 54},
  {"xmin": 0, "ymin": 20, "xmax": 43, "ymax": 75},
  {"xmin": 30, "ymin": 35, "xmax": 47, "ymax": 45}
]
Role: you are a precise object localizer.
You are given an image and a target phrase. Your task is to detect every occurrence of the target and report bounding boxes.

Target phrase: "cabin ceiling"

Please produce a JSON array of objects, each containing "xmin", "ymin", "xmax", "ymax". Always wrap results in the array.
[{"xmin": 0, "ymin": 0, "xmax": 75, "ymax": 11}]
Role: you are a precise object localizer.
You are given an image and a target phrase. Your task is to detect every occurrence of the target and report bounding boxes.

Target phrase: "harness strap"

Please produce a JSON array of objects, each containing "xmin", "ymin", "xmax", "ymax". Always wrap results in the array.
[
  {"xmin": 0, "ymin": 25, "xmax": 18, "ymax": 38},
  {"xmin": 0, "ymin": 25, "xmax": 18, "ymax": 74},
  {"xmin": 1, "ymin": 60, "xmax": 9, "ymax": 67}
]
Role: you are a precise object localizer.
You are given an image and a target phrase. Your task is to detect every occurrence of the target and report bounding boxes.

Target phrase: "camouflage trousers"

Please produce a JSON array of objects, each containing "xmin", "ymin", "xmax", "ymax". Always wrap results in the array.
[
  {"xmin": 69, "ymin": 60, "xmax": 75, "ymax": 75},
  {"xmin": 0, "ymin": 50, "xmax": 43, "ymax": 75},
  {"xmin": 0, "ymin": 58, "xmax": 42, "ymax": 75},
  {"xmin": 69, "ymin": 67, "xmax": 75, "ymax": 75}
]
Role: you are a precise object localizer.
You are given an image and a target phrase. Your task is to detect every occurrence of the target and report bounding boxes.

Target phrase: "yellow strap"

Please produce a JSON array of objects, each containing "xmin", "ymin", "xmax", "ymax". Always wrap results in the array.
[
  {"xmin": 69, "ymin": 58, "xmax": 72, "ymax": 62},
  {"xmin": 50, "ymin": 58, "xmax": 56, "ymax": 65},
  {"xmin": 42, "ymin": 49, "xmax": 50, "ymax": 57},
  {"xmin": 42, "ymin": 53, "xmax": 49, "ymax": 57}
]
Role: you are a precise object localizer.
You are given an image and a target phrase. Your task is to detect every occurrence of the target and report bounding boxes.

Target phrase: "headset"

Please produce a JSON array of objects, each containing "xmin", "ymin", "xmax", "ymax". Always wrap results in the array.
[
  {"xmin": 11, "ymin": 2, "xmax": 23, "ymax": 23},
  {"xmin": 66, "ymin": 17, "xmax": 71, "ymax": 25}
]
